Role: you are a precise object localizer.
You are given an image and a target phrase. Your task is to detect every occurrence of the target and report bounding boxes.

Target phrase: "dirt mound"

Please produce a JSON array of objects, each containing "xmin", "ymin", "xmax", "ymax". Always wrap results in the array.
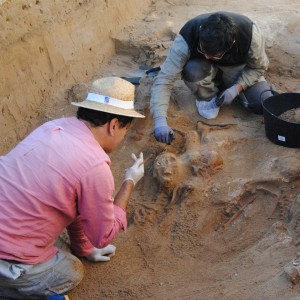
[{"xmin": 1, "ymin": 0, "xmax": 300, "ymax": 299}]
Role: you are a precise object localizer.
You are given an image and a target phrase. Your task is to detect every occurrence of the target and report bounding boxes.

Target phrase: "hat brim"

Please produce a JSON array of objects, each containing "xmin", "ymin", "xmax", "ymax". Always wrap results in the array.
[{"xmin": 71, "ymin": 100, "xmax": 145, "ymax": 118}]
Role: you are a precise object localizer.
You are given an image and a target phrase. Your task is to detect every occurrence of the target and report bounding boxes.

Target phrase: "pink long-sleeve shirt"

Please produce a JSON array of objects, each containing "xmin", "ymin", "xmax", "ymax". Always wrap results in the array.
[{"xmin": 0, "ymin": 117, "xmax": 127, "ymax": 264}]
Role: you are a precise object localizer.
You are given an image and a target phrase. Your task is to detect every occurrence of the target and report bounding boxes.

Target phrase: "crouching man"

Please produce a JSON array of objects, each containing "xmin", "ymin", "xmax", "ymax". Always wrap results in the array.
[{"xmin": 0, "ymin": 77, "xmax": 145, "ymax": 299}]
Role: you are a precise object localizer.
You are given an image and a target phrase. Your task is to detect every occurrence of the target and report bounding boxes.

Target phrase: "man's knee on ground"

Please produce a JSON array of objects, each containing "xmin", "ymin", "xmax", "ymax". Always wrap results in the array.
[
  {"xmin": 47, "ymin": 252, "xmax": 85, "ymax": 295},
  {"xmin": 64, "ymin": 253, "xmax": 85, "ymax": 287},
  {"xmin": 241, "ymin": 80, "xmax": 273, "ymax": 114}
]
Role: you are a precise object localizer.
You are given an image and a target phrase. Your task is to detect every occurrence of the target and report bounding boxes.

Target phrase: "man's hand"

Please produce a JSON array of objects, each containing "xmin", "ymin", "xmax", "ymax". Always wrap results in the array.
[
  {"xmin": 124, "ymin": 152, "xmax": 144, "ymax": 186},
  {"xmin": 85, "ymin": 245, "xmax": 116, "ymax": 262},
  {"xmin": 153, "ymin": 117, "xmax": 175, "ymax": 145},
  {"xmin": 216, "ymin": 84, "xmax": 239, "ymax": 107}
]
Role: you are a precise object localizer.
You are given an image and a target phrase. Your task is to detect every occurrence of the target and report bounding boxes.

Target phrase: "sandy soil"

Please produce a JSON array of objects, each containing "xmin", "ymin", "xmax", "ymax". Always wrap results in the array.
[
  {"xmin": 2, "ymin": 0, "xmax": 300, "ymax": 299},
  {"xmin": 280, "ymin": 108, "xmax": 300, "ymax": 123}
]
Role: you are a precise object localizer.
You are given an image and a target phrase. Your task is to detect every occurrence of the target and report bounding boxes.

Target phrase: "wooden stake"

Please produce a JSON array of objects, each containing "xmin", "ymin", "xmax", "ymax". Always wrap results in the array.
[{"xmin": 223, "ymin": 197, "xmax": 256, "ymax": 230}]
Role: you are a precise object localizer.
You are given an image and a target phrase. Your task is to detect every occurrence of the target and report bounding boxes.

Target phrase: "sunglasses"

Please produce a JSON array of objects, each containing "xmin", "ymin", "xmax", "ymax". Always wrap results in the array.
[{"xmin": 197, "ymin": 40, "xmax": 235, "ymax": 60}]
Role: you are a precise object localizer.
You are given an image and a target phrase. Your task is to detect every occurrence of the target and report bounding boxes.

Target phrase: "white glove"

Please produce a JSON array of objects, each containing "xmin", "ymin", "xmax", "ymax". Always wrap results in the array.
[
  {"xmin": 196, "ymin": 96, "xmax": 220, "ymax": 119},
  {"xmin": 216, "ymin": 84, "xmax": 239, "ymax": 106},
  {"xmin": 85, "ymin": 245, "xmax": 116, "ymax": 262},
  {"xmin": 124, "ymin": 152, "xmax": 144, "ymax": 185}
]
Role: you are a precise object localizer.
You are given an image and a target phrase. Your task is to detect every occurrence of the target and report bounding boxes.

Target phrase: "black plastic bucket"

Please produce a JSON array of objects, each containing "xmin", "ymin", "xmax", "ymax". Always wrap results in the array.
[{"xmin": 262, "ymin": 92, "xmax": 300, "ymax": 148}]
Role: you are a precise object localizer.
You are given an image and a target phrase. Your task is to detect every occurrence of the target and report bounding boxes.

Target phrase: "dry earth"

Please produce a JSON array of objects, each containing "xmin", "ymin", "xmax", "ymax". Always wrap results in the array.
[{"xmin": 1, "ymin": 0, "xmax": 300, "ymax": 299}]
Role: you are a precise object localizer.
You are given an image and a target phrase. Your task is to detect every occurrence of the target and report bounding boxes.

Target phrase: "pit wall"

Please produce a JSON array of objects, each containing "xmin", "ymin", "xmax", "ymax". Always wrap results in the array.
[{"xmin": 0, "ymin": 0, "xmax": 150, "ymax": 154}]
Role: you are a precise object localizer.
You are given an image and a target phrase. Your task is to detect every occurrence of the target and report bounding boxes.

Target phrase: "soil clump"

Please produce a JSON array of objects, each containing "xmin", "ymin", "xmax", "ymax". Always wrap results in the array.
[{"xmin": 1, "ymin": 1, "xmax": 300, "ymax": 299}]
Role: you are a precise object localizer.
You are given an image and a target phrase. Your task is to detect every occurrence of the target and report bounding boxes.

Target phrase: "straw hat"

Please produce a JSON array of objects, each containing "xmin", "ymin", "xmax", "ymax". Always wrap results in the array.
[{"xmin": 71, "ymin": 77, "xmax": 145, "ymax": 118}]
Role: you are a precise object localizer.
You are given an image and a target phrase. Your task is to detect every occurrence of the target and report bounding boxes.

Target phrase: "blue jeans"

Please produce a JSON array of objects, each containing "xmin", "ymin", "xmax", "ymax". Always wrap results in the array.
[{"xmin": 0, "ymin": 251, "xmax": 84, "ymax": 299}]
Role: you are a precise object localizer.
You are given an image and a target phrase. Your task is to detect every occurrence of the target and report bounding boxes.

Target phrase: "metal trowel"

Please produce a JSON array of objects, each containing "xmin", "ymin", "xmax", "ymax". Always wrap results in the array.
[{"xmin": 122, "ymin": 66, "xmax": 161, "ymax": 85}]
